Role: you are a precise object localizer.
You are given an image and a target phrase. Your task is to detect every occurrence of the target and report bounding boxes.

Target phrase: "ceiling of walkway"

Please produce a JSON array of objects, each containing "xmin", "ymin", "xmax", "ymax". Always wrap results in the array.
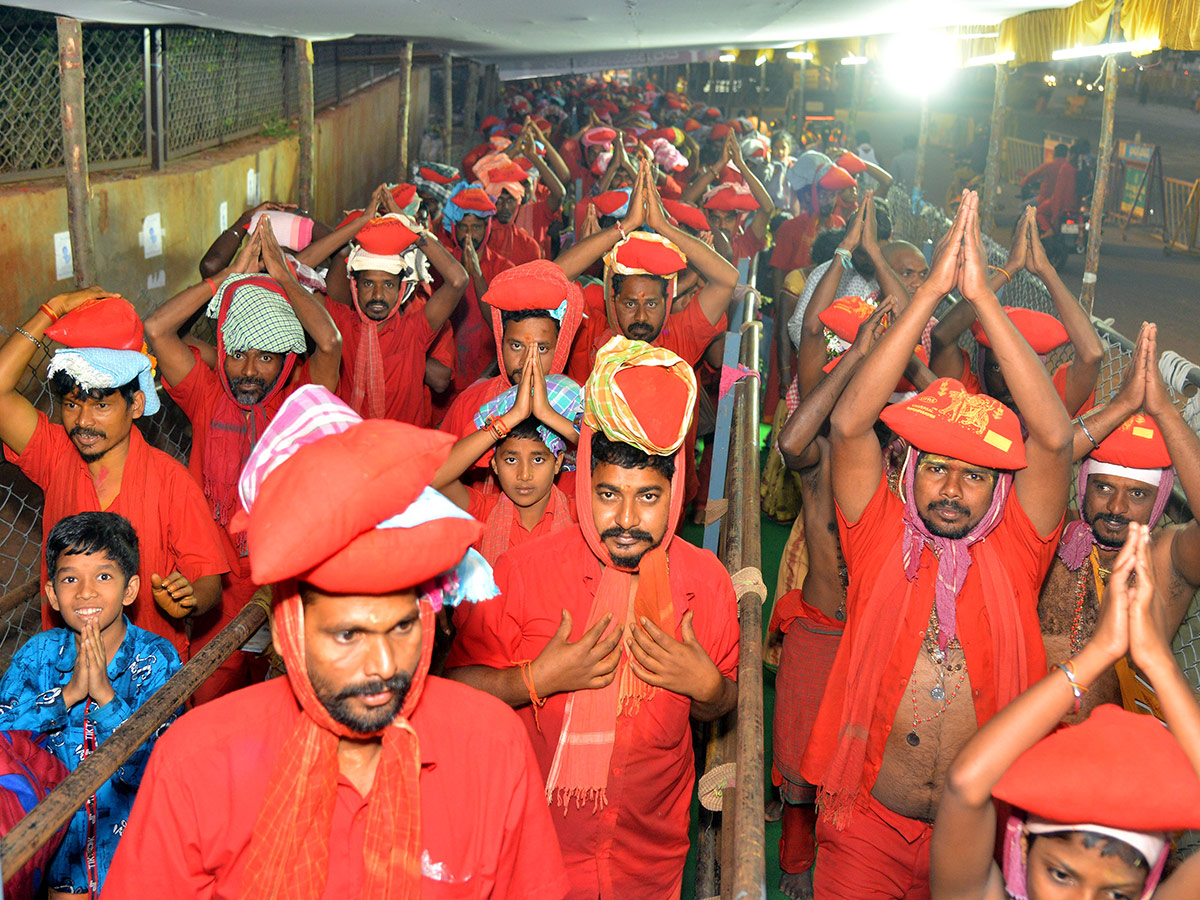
[{"xmin": 11, "ymin": 0, "xmax": 1073, "ymax": 62}]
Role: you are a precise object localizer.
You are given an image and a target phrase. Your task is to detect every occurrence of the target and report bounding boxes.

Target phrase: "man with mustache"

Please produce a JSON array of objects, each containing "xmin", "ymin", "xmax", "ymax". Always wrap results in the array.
[
  {"xmin": 798, "ymin": 192, "xmax": 1072, "ymax": 899},
  {"xmin": 1037, "ymin": 320, "xmax": 1200, "ymax": 721},
  {"xmin": 0, "ymin": 289, "xmax": 229, "ymax": 687},
  {"xmin": 145, "ymin": 217, "xmax": 342, "ymax": 698},
  {"xmin": 446, "ymin": 339, "xmax": 740, "ymax": 899},
  {"xmin": 103, "ymin": 386, "xmax": 568, "ymax": 899}
]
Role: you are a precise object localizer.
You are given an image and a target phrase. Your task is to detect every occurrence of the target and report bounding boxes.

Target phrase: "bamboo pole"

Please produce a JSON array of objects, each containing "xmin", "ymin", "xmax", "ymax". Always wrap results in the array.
[
  {"xmin": 295, "ymin": 39, "xmax": 315, "ymax": 213},
  {"xmin": 397, "ymin": 40, "xmax": 413, "ymax": 181},
  {"xmin": 914, "ymin": 94, "xmax": 931, "ymax": 196},
  {"xmin": 0, "ymin": 601, "xmax": 269, "ymax": 877},
  {"xmin": 1081, "ymin": 54, "xmax": 1118, "ymax": 315},
  {"xmin": 981, "ymin": 63, "xmax": 1009, "ymax": 231},
  {"xmin": 56, "ymin": 17, "xmax": 97, "ymax": 287},
  {"xmin": 442, "ymin": 53, "xmax": 454, "ymax": 166}
]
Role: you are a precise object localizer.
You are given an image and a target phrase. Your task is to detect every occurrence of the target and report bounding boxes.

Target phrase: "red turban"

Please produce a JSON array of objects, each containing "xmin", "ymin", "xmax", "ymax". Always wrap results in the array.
[
  {"xmin": 836, "ymin": 151, "xmax": 868, "ymax": 175},
  {"xmin": 483, "ymin": 260, "xmax": 585, "ymax": 379},
  {"xmin": 46, "ymin": 296, "xmax": 144, "ymax": 351},
  {"xmin": 971, "ymin": 306, "xmax": 1069, "ymax": 354},
  {"xmin": 663, "ymin": 199, "xmax": 710, "ymax": 233},
  {"xmin": 819, "ymin": 165, "xmax": 857, "ymax": 190},
  {"xmin": 703, "ymin": 183, "xmax": 758, "ymax": 211}
]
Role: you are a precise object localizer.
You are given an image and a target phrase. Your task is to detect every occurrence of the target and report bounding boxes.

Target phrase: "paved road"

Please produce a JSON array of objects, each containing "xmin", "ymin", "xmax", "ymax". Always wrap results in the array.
[{"xmin": 851, "ymin": 91, "xmax": 1200, "ymax": 361}]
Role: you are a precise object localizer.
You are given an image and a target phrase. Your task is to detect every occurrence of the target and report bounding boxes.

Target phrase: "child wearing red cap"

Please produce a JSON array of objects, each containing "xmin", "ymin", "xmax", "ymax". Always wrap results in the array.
[
  {"xmin": 933, "ymin": 524, "xmax": 1200, "ymax": 900},
  {"xmin": 1038, "ymin": 320, "xmax": 1200, "ymax": 722}
]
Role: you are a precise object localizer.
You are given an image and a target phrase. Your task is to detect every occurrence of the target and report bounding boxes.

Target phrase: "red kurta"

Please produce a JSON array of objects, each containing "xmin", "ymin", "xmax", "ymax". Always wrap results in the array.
[
  {"xmin": 446, "ymin": 527, "xmax": 740, "ymax": 900},
  {"xmin": 729, "ymin": 224, "xmax": 766, "ymax": 265},
  {"xmin": 100, "ymin": 676, "xmax": 570, "ymax": 900},
  {"xmin": 324, "ymin": 295, "xmax": 438, "ymax": 425},
  {"xmin": 436, "ymin": 235, "xmax": 515, "ymax": 393},
  {"xmin": 514, "ymin": 185, "xmax": 557, "ymax": 255},
  {"xmin": 466, "ymin": 485, "xmax": 577, "ymax": 564},
  {"xmin": 800, "ymin": 474, "xmax": 1059, "ymax": 808},
  {"xmin": 770, "ymin": 212, "xmax": 845, "ymax": 273},
  {"xmin": 5, "ymin": 413, "xmax": 230, "ymax": 663},
  {"xmin": 489, "ymin": 220, "xmax": 543, "ymax": 266},
  {"xmin": 440, "ymin": 374, "xmax": 509, "ymax": 439}
]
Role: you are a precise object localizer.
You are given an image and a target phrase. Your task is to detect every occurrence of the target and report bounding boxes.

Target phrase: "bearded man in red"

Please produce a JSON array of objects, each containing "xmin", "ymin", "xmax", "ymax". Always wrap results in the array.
[
  {"xmin": 446, "ymin": 339, "xmax": 740, "ymax": 900},
  {"xmin": 102, "ymin": 386, "xmax": 568, "ymax": 900}
]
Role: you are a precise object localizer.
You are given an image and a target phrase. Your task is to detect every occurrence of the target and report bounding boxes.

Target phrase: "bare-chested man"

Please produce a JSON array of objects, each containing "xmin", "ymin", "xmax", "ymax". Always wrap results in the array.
[
  {"xmin": 1038, "ymin": 321, "xmax": 1200, "ymax": 720},
  {"xmin": 798, "ymin": 193, "xmax": 1072, "ymax": 900}
]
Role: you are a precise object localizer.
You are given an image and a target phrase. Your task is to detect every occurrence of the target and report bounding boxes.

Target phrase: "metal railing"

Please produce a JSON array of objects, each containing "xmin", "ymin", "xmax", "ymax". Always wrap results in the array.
[
  {"xmin": 1001, "ymin": 136, "xmax": 1044, "ymax": 184},
  {"xmin": 1163, "ymin": 176, "xmax": 1200, "ymax": 255}
]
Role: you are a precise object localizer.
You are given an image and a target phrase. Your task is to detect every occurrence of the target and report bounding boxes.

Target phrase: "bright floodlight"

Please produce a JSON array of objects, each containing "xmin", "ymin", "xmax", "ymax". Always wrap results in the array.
[
  {"xmin": 755, "ymin": 53, "xmax": 767, "ymax": 66},
  {"xmin": 882, "ymin": 32, "xmax": 956, "ymax": 95},
  {"xmin": 966, "ymin": 50, "xmax": 1015, "ymax": 67},
  {"xmin": 1052, "ymin": 38, "xmax": 1160, "ymax": 60},
  {"xmin": 719, "ymin": 53, "xmax": 736, "ymax": 62},
  {"xmin": 787, "ymin": 50, "xmax": 814, "ymax": 60},
  {"xmin": 840, "ymin": 55, "xmax": 869, "ymax": 65}
]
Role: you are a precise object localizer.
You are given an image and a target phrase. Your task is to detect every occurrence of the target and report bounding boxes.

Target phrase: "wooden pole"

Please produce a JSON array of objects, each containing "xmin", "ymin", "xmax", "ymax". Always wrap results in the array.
[
  {"xmin": 442, "ymin": 53, "xmax": 454, "ymax": 166},
  {"xmin": 795, "ymin": 58, "xmax": 808, "ymax": 137},
  {"xmin": 0, "ymin": 601, "xmax": 268, "ymax": 876},
  {"xmin": 295, "ymin": 39, "xmax": 315, "ymax": 213},
  {"xmin": 56, "ymin": 17, "xmax": 96, "ymax": 287},
  {"xmin": 981, "ymin": 63, "xmax": 1009, "ymax": 231},
  {"xmin": 1081, "ymin": 54, "xmax": 1119, "ymax": 315},
  {"xmin": 397, "ymin": 40, "xmax": 413, "ymax": 181},
  {"xmin": 464, "ymin": 61, "xmax": 481, "ymax": 139},
  {"xmin": 914, "ymin": 93, "xmax": 931, "ymax": 196}
]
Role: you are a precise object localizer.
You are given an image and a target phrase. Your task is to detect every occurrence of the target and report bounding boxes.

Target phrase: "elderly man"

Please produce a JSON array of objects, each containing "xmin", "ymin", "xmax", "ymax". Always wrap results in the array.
[
  {"xmin": 0, "ymin": 291, "xmax": 229, "ymax": 681},
  {"xmin": 102, "ymin": 387, "xmax": 569, "ymax": 900},
  {"xmin": 1038, "ymin": 321, "xmax": 1200, "ymax": 721},
  {"xmin": 446, "ymin": 339, "xmax": 740, "ymax": 900},
  {"xmin": 800, "ymin": 193, "xmax": 1072, "ymax": 899}
]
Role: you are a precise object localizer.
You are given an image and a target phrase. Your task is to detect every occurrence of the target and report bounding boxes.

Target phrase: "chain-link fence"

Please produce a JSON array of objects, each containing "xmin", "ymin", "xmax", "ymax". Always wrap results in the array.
[{"xmin": 0, "ymin": 12, "xmax": 409, "ymax": 181}]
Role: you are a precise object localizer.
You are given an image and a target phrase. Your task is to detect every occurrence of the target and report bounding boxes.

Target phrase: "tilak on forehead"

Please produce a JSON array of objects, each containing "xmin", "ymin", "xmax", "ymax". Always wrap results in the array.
[{"xmin": 602, "ymin": 231, "xmax": 688, "ymax": 332}]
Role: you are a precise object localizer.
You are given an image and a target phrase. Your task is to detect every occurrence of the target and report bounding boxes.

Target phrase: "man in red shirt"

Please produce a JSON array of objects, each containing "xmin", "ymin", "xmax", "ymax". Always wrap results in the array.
[
  {"xmin": 770, "ymin": 160, "xmax": 856, "ymax": 299},
  {"xmin": 326, "ymin": 214, "xmax": 467, "ymax": 422},
  {"xmin": 446, "ymin": 340, "xmax": 739, "ymax": 900},
  {"xmin": 0, "ymin": 290, "xmax": 230, "ymax": 677},
  {"xmin": 799, "ymin": 193, "xmax": 1072, "ymax": 899},
  {"xmin": 475, "ymin": 153, "xmax": 544, "ymax": 266},
  {"xmin": 437, "ymin": 185, "xmax": 516, "ymax": 392},
  {"xmin": 439, "ymin": 260, "xmax": 584, "ymax": 440},
  {"xmin": 102, "ymin": 386, "xmax": 569, "ymax": 900},
  {"xmin": 682, "ymin": 130, "xmax": 774, "ymax": 266}
]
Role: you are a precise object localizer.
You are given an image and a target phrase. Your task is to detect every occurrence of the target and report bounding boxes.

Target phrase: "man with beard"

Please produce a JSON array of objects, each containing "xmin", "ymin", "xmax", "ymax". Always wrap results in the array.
[
  {"xmin": 0, "ymin": 290, "xmax": 229, "ymax": 683},
  {"xmin": 1038, "ymin": 321, "xmax": 1200, "ymax": 721},
  {"xmin": 323, "ymin": 213, "xmax": 466, "ymax": 422},
  {"xmin": 446, "ymin": 339, "xmax": 739, "ymax": 900},
  {"xmin": 102, "ymin": 386, "xmax": 568, "ymax": 899},
  {"xmin": 799, "ymin": 193, "xmax": 1072, "ymax": 899},
  {"xmin": 145, "ymin": 218, "xmax": 341, "ymax": 699}
]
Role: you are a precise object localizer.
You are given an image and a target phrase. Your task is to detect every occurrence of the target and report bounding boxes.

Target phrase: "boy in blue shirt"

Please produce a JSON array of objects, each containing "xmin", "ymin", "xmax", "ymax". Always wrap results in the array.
[{"xmin": 0, "ymin": 511, "xmax": 180, "ymax": 896}]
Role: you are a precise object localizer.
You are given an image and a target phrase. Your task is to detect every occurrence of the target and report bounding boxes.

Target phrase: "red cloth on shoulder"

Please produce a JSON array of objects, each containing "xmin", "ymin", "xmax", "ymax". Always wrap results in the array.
[
  {"xmin": 489, "ymin": 221, "xmax": 544, "ymax": 266},
  {"xmin": 770, "ymin": 212, "xmax": 845, "ymax": 272}
]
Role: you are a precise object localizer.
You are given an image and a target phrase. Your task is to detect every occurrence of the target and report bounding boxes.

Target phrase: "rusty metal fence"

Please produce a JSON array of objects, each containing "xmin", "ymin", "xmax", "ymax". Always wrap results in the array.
[
  {"xmin": 1001, "ymin": 136, "xmax": 1044, "ymax": 184},
  {"xmin": 0, "ymin": 11, "xmax": 404, "ymax": 181}
]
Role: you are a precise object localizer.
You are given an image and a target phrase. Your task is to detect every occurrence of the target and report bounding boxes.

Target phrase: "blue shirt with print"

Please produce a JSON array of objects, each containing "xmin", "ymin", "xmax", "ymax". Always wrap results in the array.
[{"xmin": 0, "ymin": 618, "xmax": 180, "ymax": 893}]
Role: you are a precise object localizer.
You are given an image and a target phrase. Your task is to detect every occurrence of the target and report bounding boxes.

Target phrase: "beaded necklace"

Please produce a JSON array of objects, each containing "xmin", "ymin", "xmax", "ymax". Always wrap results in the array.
[
  {"xmin": 905, "ymin": 603, "xmax": 969, "ymax": 747},
  {"xmin": 1069, "ymin": 547, "xmax": 1112, "ymax": 654}
]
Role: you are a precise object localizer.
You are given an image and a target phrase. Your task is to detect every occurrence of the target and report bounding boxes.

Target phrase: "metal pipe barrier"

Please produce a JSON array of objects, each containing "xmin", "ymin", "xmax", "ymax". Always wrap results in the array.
[
  {"xmin": 0, "ymin": 599, "xmax": 268, "ymax": 881},
  {"xmin": 695, "ymin": 289, "xmax": 766, "ymax": 899},
  {"xmin": 1001, "ymin": 137, "xmax": 1044, "ymax": 185}
]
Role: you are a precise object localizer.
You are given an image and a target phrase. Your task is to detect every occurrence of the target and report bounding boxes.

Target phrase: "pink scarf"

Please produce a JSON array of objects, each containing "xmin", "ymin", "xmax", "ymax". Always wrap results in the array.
[{"xmin": 1057, "ymin": 458, "xmax": 1174, "ymax": 571}]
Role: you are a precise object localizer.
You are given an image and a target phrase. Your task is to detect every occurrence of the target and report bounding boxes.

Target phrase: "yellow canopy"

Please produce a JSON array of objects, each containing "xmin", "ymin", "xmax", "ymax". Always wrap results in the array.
[{"xmin": 998, "ymin": 0, "xmax": 1198, "ymax": 64}]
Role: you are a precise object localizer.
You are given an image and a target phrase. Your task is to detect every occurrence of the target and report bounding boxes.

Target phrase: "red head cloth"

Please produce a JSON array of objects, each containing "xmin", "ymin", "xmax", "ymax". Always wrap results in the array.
[
  {"xmin": 483, "ymin": 260, "xmax": 585, "ymax": 381},
  {"xmin": 710, "ymin": 123, "xmax": 732, "ymax": 141},
  {"xmin": 703, "ymin": 182, "xmax": 759, "ymax": 212},
  {"xmin": 994, "ymin": 703, "xmax": 1200, "ymax": 829},
  {"xmin": 45, "ymin": 295, "xmax": 144, "ymax": 351},
  {"xmin": 480, "ymin": 114, "xmax": 502, "ymax": 133},
  {"xmin": 449, "ymin": 186, "xmax": 497, "ymax": 216},
  {"xmin": 818, "ymin": 296, "xmax": 876, "ymax": 343},
  {"xmin": 390, "ymin": 183, "xmax": 418, "ymax": 210},
  {"xmin": 880, "ymin": 377, "xmax": 1027, "ymax": 470},
  {"xmin": 704, "ymin": 106, "xmax": 721, "ymax": 119},
  {"xmin": 591, "ymin": 190, "xmax": 631, "ymax": 218},
  {"xmin": 532, "ymin": 115, "xmax": 552, "ymax": 132},
  {"xmin": 819, "ymin": 164, "xmax": 857, "ymax": 191},
  {"xmin": 1092, "ymin": 412, "xmax": 1172, "ymax": 469},
  {"xmin": 417, "ymin": 165, "xmax": 459, "ymax": 185},
  {"xmin": 970, "ymin": 306, "xmax": 1070, "ymax": 354},
  {"xmin": 835, "ymin": 150, "xmax": 868, "ymax": 175},
  {"xmin": 581, "ymin": 126, "xmax": 617, "ymax": 147},
  {"xmin": 683, "ymin": 117, "xmax": 702, "ymax": 132},
  {"xmin": 513, "ymin": 155, "xmax": 534, "ymax": 172},
  {"xmin": 662, "ymin": 199, "xmax": 710, "ymax": 233},
  {"xmin": 550, "ymin": 338, "xmax": 696, "ymax": 808},
  {"xmin": 353, "ymin": 215, "xmax": 420, "ymax": 261},
  {"xmin": 233, "ymin": 386, "xmax": 490, "ymax": 900}
]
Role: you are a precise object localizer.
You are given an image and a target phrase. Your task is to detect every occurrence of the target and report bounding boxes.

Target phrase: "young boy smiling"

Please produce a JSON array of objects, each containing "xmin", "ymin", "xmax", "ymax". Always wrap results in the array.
[{"xmin": 0, "ymin": 512, "xmax": 180, "ymax": 897}]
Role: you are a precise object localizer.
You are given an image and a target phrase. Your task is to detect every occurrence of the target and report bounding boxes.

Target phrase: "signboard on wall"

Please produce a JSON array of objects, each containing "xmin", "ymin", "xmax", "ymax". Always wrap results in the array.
[{"xmin": 1116, "ymin": 139, "xmax": 1159, "ymax": 220}]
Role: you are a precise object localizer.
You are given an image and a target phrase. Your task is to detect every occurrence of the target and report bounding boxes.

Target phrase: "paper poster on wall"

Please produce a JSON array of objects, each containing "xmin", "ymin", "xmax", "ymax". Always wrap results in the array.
[
  {"xmin": 141, "ymin": 213, "xmax": 164, "ymax": 259},
  {"xmin": 246, "ymin": 169, "xmax": 259, "ymax": 207},
  {"xmin": 146, "ymin": 270, "xmax": 166, "ymax": 290},
  {"xmin": 53, "ymin": 232, "xmax": 73, "ymax": 281},
  {"xmin": 219, "ymin": 201, "xmax": 229, "ymax": 232}
]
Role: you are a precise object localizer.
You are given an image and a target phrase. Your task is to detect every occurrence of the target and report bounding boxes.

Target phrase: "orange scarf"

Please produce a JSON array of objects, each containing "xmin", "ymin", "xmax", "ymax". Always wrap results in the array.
[
  {"xmin": 543, "ymin": 424, "xmax": 682, "ymax": 808},
  {"xmin": 238, "ymin": 580, "xmax": 432, "ymax": 900},
  {"xmin": 479, "ymin": 484, "xmax": 573, "ymax": 565}
]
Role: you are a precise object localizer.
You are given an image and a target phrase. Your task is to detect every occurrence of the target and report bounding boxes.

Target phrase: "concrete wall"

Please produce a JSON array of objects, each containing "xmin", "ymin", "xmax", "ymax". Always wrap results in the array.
[{"xmin": 0, "ymin": 66, "xmax": 430, "ymax": 326}]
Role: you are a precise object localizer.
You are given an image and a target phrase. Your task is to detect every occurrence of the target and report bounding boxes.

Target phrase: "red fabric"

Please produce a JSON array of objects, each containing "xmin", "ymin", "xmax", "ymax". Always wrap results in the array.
[
  {"xmin": 970, "ymin": 307, "xmax": 1068, "ymax": 354},
  {"xmin": 0, "ymin": 731, "xmax": 68, "ymax": 900},
  {"xmin": 45, "ymin": 296, "xmax": 143, "ymax": 350},
  {"xmin": 324, "ymin": 295, "xmax": 437, "ymax": 424},
  {"xmin": 101, "ymin": 677, "xmax": 570, "ymax": 900},
  {"xmin": 356, "ymin": 217, "xmax": 419, "ymax": 255},
  {"xmin": 813, "ymin": 794, "xmax": 932, "ymax": 900},
  {"xmin": 836, "ymin": 151, "xmax": 867, "ymax": 175},
  {"xmin": 422, "ymin": 324, "xmax": 457, "ymax": 428},
  {"xmin": 466, "ymin": 484, "xmax": 577, "ymax": 565},
  {"xmin": 771, "ymin": 213, "xmax": 845, "ymax": 272},
  {"xmin": 453, "ymin": 188, "xmax": 498, "ymax": 215},
  {"xmin": 800, "ymin": 474, "xmax": 1059, "ymax": 823},
  {"xmin": 663, "ymin": 199, "xmax": 709, "ymax": 233},
  {"xmin": 439, "ymin": 374, "xmax": 509, "ymax": 439},
  {"xmin": 435, "ymin": 233, "xmax": 515, "ymax": 391},
  {"xmin": 164, "ymin": 345, "xmax": 307, "ymax": 529},
  {"xmin": 819, "ymin": 165, "xmax": 856, "ymax": 190},
  {"xmin": 1051, "ymin": 362, "xmax": 1095, "ymax": 417},
  {"xmin": 445, "ymin": 527, "xmax": 739, "ymax": 900},
  {"xmin": 1021, "ymin": 157, "xmax": 1065, "ymax": 205},
  {"xmin": 489, "ymin": 221, "xmax": 543, "ymax": 266},
  {"xmin": 1039, "ymin": 161, "xmax": 1077, "ymax": 231},
  {"xmin": 703, "ymin": 184, "xmax": 759, "ymax": 212},
  {"xmin": 819, "ymin": 296, "xmax": 876, "ymax": 341},
  {"xmin": 1090, "ymin": 411, "xmax": 1171, "ymax": 468},
  {"xmin": 5, "ymin": 412, "xmax": 230, "ymax": 663},
  {"xmin": 780, "ymin": 802, "xmax": 819, "ymax": 874},
  {"xmin": 513, "ymin": 185, "xmax": 556, "ymax": 255}
]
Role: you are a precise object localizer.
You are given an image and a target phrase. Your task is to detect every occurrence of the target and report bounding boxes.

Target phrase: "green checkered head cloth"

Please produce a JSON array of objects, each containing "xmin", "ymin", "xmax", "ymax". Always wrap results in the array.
[
  {"xmin": 583, "ymin": 336, "xmax": 696, "ymax": 456},
  {"xmin": 207, "ymin": 274, "xmax": 306, "ymax": 355}
]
